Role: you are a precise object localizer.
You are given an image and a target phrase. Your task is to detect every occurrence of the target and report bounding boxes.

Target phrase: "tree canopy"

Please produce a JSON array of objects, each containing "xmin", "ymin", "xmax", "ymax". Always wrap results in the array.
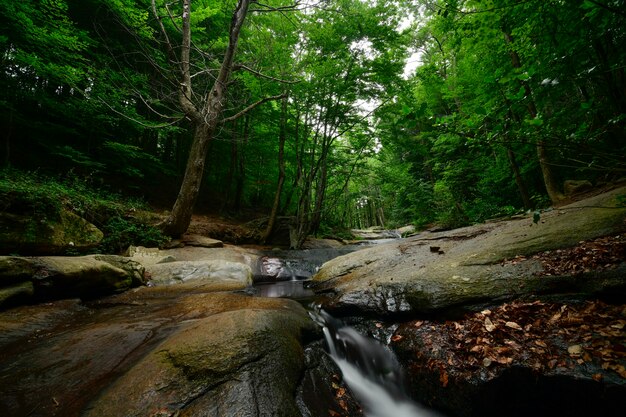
[{"xmin": 1, "ymin": 0, "xmax": 624, "ymax": 245}]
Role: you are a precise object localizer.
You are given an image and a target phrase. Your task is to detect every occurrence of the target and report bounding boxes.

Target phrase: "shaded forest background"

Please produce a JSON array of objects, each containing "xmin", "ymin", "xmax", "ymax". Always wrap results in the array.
[{"xmin": 0, "ymin": 0, "xmax": 624, "ymax": 247}]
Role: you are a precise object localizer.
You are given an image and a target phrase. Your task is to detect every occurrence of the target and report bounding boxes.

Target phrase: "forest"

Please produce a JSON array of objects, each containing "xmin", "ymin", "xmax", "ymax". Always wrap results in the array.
[{"xmin": 1, "ymin": 0, "xmax": 625, "ymax": 248}]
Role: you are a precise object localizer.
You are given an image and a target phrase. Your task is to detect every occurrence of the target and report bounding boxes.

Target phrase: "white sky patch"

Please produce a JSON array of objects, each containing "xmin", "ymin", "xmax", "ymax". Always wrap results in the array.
[{"xmin": 403, "ymin": 51, "xmax": 422, "ymax": 79}]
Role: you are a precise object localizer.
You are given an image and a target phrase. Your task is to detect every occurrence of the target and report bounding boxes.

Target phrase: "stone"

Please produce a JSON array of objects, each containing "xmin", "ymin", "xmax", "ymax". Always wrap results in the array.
[
  {"xmin": 181, "ymin": 234, "xmax": 224, "ymax": 248},
  {"xmin": 564, "ymin": 180, "xmax": 593, "ymax": 196},
  {"xmin": 0, "ymin": 281, "xmax": 34, "ymax": 308},
  {"xmin": 83, "ymin": 294, "xmax": 314, "ymax": 417},
  {"xmin": 312, "ymin": 186, "xmax": 626, "ymax": 316},
  {"xmin": 396, "ymin": 224, "xmax": 416, "ymax": 236},
  {"xmin": 145, "ymin": 259, "xmax": 253, "ymax": 288},
  {"xmin": 0, "ymin": 210, "xmax": 103, "ymax": 255},
  {"xmin": 0, "ymin": 255, "xmax": 145, "ymax": 306},
  {"xmin": 126, "ymin": 245, "xmax": 178, "ymax": 267}
]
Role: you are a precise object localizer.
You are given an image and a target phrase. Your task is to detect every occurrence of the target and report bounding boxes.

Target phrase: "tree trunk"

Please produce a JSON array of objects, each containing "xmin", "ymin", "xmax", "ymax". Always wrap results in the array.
[
  {"xmin": 222, "ymin": 120, "xmax": 238, "ymax": 211},
  {"xmin": 160, "ymin": 123, "xmax": 213, "ymax": 236},
  {"xmin": 506, "ymin": 146, "xmax": 533, "ymax": 210},
  {"xmin": 503, "ymin": 30, "xmax": 564, "ymax": 204},
  {"xmin": 234, "ymin": 116, "xmax": 249, "ymax": 210},
  {"xmin": 160, "ymin": 0, "xmax": 252, "ymax": 236},
  {"xmin": 261, "ymin": 95, "xmax": 288, "ymax": 244}
]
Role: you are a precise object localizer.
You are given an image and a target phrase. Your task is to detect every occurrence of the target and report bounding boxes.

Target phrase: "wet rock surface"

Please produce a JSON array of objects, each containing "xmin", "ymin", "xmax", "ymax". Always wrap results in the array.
[
  {"xmin": 0, "ymin": 289, "xmax": 316, "ymax": 417},
  {"xmin": 313, "ymin": 186, "xmax": 626, "ymax": 317}
]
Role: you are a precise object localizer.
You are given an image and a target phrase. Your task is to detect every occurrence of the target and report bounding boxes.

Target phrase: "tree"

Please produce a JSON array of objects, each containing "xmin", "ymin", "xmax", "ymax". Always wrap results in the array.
[{"xmin": 151, "ymin": 0, "xmax": 287, "ymax": 236}]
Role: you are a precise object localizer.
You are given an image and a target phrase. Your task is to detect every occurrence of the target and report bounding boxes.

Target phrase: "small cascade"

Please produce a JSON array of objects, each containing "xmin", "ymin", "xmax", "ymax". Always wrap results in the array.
[{"xmin": 310, "ymin": 306, "xmax": 441, "ymax": 417}]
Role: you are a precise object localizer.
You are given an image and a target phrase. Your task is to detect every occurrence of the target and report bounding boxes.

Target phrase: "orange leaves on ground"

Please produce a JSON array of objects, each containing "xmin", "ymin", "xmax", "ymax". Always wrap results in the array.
[
  {"xmin": 501, "ymin": 234, "xmax": 625, "ymax": 276},
  {"xmin": 396, "ymin": 299, "xmax": 626, "ymax": 383}
]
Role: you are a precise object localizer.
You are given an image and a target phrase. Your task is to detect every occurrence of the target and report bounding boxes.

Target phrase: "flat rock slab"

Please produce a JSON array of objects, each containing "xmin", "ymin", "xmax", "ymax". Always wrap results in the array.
[
  {"xmin": 181, "ymin": 233, "xmax": 224, "ymax": 248},
  {"xmin": 145, "ymin": 259, "xmax": 253, "ymax": 289},
  {"xmin": 313, "ymin": 187, "xmax": 626, "ymax": 316},
  {"xmin": 84, "ymin": 296, "xmax": 312, "ymax": 417}
]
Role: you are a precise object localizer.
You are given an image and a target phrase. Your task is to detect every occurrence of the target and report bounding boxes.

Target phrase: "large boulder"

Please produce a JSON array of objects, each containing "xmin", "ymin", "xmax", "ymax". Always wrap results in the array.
[
  {"xmin": 0, "ymin": 210, "xmax": 103, "ymax": 255},
  {"xmin": 312, "ymin": 187, "xmax": 626, "ymax": 316},
  {"xmin": 83, "ymin": 293, "xmax": 315, "ymax": 417},
  {"xmin": 145, "ymin": 259, "xmax": 253, "ymax": 289},
  {"xmin": 0, "ymin": 255, "xmax": 144, "ymax": 308}
]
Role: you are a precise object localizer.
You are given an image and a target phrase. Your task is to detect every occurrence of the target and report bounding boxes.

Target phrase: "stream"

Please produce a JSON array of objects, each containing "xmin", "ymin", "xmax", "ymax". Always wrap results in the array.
[
  {"xmin": 309, "ymin": 306, "xmax": 441, "ymax": 417},
  {"xmin": 247, "ymin": 239, "xmax": 443, "ymax": 417},
  {"xmin": 0, "ymin": 235, "xmax": 440, "ymax": 417}
]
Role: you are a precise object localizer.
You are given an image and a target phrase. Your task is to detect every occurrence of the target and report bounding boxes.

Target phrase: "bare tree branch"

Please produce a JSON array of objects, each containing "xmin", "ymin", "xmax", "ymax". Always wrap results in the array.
[
  {"xmin": 179, "ymin": 0, "xmax": 203, "ymax": 122},
  {"xmin": 222, "ymin": 93, "xmax": 287, "ymax": 122},
  {"xmin": 98, "ymin": 98, "xmax": 184, "ymax": 128},
  {"xmin": 233, "ymin": 64, "xmax": 301, "ymax": 84}
]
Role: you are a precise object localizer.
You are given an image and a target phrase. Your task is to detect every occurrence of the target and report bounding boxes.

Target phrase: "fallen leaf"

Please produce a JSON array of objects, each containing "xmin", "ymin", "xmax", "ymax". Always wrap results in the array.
[
  {"xmin": 568, "ymin": 345, "xmax": 583, "ymax": 356},
  {"xmin": 413, "ymin": 320, "xmax": 424, "ymax": 328},
  {"xmin": 483, "ymin": 357, "xmax": 492, "ymax": 367},
  {"xmin": 505, "ymin": 321, "xmax": 523, "ymax": 330},
  {"xmin": 391, "ymin": 334, "xmax": 404, "ymax": 342},
  {"xmin": 610, "ymin": 364, "xmax": 626, "ymax": 379},
  {"xmin": 534, "ymin": 340, "xmax": 548, "ymax": 348},
  {"xmin": 440, "ymin": 370, "xmax": 449, "ymax": 387},
  {"xmin": 592, "ymin": 373, "xmax": 603, "ymax": 382},
  {"xmin": 484, "ymin": 317, "xmax": 496, "ymax": 332}
]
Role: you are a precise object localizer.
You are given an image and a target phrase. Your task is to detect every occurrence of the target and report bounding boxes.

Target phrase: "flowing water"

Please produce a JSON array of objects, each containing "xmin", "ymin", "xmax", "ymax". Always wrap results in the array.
[{"xmin": 309, "ymin": 306, "xmax": 442, "ymax": 417}]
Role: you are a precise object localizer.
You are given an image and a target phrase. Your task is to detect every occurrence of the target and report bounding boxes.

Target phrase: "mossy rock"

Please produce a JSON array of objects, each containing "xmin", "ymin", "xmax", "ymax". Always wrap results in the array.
[{"xmin": 0, "ymin": 210, "xmax": 103, "ymax": 255}]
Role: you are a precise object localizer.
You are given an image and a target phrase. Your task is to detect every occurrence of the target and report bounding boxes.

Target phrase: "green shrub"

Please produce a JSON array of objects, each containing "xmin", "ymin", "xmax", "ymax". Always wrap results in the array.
[
  {"xmin": 0, "ymin": 168, "xmax": 167, "ymax": 254},
  {"xmin": 100, "ymin": 216, "xmax": 169, "ymax": 254}
]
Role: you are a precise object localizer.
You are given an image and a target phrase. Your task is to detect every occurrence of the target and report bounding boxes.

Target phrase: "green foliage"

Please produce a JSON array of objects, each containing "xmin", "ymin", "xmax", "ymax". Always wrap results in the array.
[
  {"xmin": 0, "ymin": 169, "xmax": 166, "ymax": 253},
  {"xmin": 100, "ymin": 216, "xmax": 168, "ymax": 254}
]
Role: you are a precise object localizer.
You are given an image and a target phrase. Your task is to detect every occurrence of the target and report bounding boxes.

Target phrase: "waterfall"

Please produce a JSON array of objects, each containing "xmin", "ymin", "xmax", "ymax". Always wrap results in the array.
[{"xmin": 309, "ymin": 307, "xmax": 441, "ymax": 417}]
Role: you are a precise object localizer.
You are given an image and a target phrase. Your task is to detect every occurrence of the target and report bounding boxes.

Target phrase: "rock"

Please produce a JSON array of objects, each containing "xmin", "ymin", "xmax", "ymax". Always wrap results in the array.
[
  {"xmin": 181, "ymin": 234, "xmax": 224, "ymax": 248},
  {"xmin": 564, "ymin": 179, "xmax": 593, "ymax": 196},
  {"xmin": 92, "ymin": 255, "xmax": 146, "ymax": 287},
  {"xmin": 301, "ymin": 238, "xmax": 346, "ymax": 249},
  {"xmin": 126, "ymin": 245, "xmax": 179, "ymax": 266},
  {"xmin": 0, "ymin": 210, "xmax": 103, "ymax": 255},
  {"xmin": 145, "ymin": 259, "xmax": 253, "ymax": 289},
  {"xmin": 83, "ymin": 294, "xmax": 314, "ymax": 417},
  {"xmin": 0, "ymin": 281, "xmax": 34, "ymax": 308},
  {"xmin": 31, "ymin": 255, "xmax": 143, "ymax": 299},
  {"xmin": 351, "ymin": 227, "xmax": 402, "ymax": 240},
  {"xmin": 396, "ymin": 225, "xmax": 416, "ymax": 236},
  {"xmin": 312, "ymin": 186, "xmax": 626, "ymax": 316},
  {"xmin": 0, "ymin": 255, "xmax": 144, "ymax": 308}
]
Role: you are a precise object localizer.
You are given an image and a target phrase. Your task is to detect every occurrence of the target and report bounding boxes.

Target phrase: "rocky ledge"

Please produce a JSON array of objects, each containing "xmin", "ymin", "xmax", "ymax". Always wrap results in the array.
[{"xmin": 312, "ymin": 186, "xmax": 626, "ymax": 317}]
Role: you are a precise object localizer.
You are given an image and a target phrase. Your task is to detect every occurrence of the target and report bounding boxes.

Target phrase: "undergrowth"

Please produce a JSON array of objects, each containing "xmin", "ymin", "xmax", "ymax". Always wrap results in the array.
[{"xmin": 0, "ymin": 168, "xmax": 168, "ymax": 253}]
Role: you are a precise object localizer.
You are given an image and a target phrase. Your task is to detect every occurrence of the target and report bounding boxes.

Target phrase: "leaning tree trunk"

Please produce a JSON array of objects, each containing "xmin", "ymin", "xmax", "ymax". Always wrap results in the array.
[
  {"xmin": 160, "ymin": 123, "xmax": 213, "ymax": 236},
  {"xmin": 159, "ymin": 0, "xmax": 252, "ymax": 236}
]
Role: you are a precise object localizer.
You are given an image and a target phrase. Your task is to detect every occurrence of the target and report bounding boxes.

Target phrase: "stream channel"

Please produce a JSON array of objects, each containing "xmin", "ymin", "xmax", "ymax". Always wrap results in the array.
[
  {"xmin": 248, "ymin": 238, "xmax": 442, "ymax": 417},
  {"xmin": 0, "ymin": 236, "xmax": 441, "ymax": 417}
]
